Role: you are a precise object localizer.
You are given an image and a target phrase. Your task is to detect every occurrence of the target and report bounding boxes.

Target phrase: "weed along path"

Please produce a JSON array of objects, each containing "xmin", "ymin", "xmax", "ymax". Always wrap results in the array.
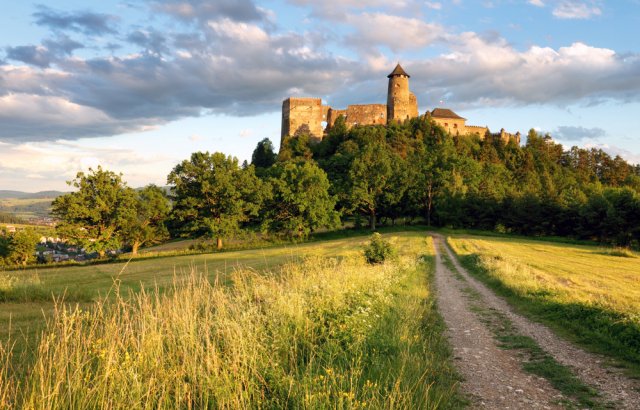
[
  {"xmin": 432, "ymin": 234, "xmax": 640, "ymax": 409},
  {"xmin": 431, "ymin": 235, "xmax": 563, "ymax": 409}
]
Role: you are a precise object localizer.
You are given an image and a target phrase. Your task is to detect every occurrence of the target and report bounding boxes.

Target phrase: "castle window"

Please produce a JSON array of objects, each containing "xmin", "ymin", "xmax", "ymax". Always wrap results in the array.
[
  {"xmin": 444, "ymin": 123, "xmax": 448, "ymax": 127},
  {"xmin": 454, "ymin": 124, "xmax": 458, "ymax": 128}
]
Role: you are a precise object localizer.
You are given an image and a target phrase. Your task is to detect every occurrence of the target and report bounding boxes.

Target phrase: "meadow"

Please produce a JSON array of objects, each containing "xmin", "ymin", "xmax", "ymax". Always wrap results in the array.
[
  {"xmin": 0, "ymin": 234, "xmax": 395, "ymax": 344},
  {"xmin": 0, "ymin": 197, "xmax": 54, "ymax": 221},
  {"xmin": 0, "ymin": 232, "xmax": 463, "ymax": 408},
  {"xmin": 447, "ymin": 235, "xmax": 640, "ymax": 375}
]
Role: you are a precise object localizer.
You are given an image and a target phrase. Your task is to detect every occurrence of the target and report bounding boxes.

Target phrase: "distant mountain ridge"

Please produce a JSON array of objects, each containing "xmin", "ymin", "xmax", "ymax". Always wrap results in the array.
[{"xmin": 0, "ymin": 190, "xmax": 67, "ymax": 199}]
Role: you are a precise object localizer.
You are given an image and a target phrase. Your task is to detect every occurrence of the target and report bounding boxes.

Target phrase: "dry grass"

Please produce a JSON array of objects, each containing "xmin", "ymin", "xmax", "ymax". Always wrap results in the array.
[{"xmin": 447, "ymin": 237, "xmax": 640, "ymax": 317}]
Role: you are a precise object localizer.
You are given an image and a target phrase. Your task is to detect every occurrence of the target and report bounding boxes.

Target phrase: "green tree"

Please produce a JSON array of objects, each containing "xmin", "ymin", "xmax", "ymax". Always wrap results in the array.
[
  {"xmin": 409, "ymin": 135, "xmax": 457, "ymax": 226},
  {"xmin": 52, "ymin": 167, "xmax": 136, "ymax": 258},
  {"xmin": 123, "ymin": 185, "xmax": 172, "ymax": 255},
  {"xmin": 278, "ymin": 133, "xmax": 314, "ymax": 162},
  {"xmin": 0, "ymin": 234, "xmax": 10, "ymax": 266},
  {"xmin": 168, "ymin": 152, "xmax": 266, "ymax": 249},
  {"xmin": 347, "ymin": 141, "xmax": 396, "ymax": 230},
  {"xmin": 7, "ymin": 228, "xmax": 41, "ymax": 266},
  {"xmin": 262, "ymin": 161, "xmax": 340, "ymax": 239},
  {"xmin": 251, "ymin": 138, "xmax": 277, "ymax": 169}
]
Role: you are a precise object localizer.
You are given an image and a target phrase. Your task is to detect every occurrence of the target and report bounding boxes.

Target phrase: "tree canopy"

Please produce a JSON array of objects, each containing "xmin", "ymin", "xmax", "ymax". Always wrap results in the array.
[
  {"xmin": 167, "ymin": 152, "xmax": 267, "ymax": 249},
  {"xmin": 122, "ymin": 185, "xmax": 171, "ymax": 255},
  {"xmin": 52, "ymin": 167, "xmax": 136, "ymax": 258},
  {"xmin": 261, "ymin": 161, "xmax": 340, "ymax": 239}
]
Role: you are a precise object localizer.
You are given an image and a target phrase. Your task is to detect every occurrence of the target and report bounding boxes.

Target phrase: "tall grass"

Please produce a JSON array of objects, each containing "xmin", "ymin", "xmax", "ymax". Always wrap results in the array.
[
  {"xmin": 0, "ymin": 272, "xmax": 50, "ymax": 303},
  {"xmin": 0, "ymin": 245, "xmax": 460, "ymax": 409}
]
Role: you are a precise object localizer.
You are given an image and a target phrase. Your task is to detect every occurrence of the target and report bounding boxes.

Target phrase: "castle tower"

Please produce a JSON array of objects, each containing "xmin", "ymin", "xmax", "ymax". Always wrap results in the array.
[
  {"xmin": 387, "ymin": 63, "xmax": 418, "ymax": 123},
  {"xmin": 281, "ymin": 97, "xmax": 329, "ymax": 144}
]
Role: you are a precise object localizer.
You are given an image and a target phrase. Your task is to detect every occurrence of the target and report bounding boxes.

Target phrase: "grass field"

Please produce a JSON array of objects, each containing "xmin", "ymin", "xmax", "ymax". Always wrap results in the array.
[
  {"xmin": 0, "ymin": 198, "xmax": 54, "ymax": 221},
  {"xmin": 0, "ymin": 234, "xmax": 394, "ymax": 344},
  {"xmin": 447, "ymin": 235, "xmax": 640, "ymax": 375},
  {"xmin": 0, "ymin": 231, "xmax": 464, "ymax": 408}
]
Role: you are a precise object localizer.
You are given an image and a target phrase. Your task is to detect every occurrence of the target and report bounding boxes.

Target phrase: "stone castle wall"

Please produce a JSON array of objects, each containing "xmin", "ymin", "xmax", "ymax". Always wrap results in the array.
[
  {"xmin": 327, "ymin": 108, "xmax": 347, "ymax": 128},
  {"xmin": 465, "ymin": 125, "xmax": 489, "ymax": 138},
  {"xmin": 431, "ymin": 117, "xmax": 467, "ymax": 136},
  {"xmin": 281, "ymin": 98, "xmax": 327, "ymax": 144},
  {"xmin": 345, "ymin": 104, "xmax": 387, "ymax": 127}
]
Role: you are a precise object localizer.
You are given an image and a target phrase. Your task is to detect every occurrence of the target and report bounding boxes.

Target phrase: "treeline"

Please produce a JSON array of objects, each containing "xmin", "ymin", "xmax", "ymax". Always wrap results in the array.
[
  {"xmin": 14, "ymin": 114, "xmax": 638, "ymax": 265},
  {"xmin": 276, "ymin": 115, "xmax": 640, "ymax": 247},
  {"xmin": 0, "ymin": 212, "xmax": 25, "ymax": 224}
]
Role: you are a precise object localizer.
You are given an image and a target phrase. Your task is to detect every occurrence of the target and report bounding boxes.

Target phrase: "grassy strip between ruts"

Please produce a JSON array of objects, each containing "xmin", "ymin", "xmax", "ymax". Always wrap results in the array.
[
  {"xmin": 438, "ymin": 244, "xmax": 602, "ymax": 409},
  {"xmin": 0, "ymin": 236, "xmax": 464, "ymax": 409},
  {"xmin": 446, "ymin": 236, "xmax": 640, "ymax": 379}
]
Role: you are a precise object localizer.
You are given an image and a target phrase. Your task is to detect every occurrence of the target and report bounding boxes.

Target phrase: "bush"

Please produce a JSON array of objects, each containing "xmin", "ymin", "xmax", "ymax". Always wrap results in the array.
[{"xmin": 363, "ymin": 233, "xmax": 396, "ymax": 264}]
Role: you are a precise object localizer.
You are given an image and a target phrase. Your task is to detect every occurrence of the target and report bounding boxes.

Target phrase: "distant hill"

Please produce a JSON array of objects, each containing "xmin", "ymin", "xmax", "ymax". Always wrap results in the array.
[{"xmin": 0, "ymin": 190, "xmax": 66, "ymax": 199}]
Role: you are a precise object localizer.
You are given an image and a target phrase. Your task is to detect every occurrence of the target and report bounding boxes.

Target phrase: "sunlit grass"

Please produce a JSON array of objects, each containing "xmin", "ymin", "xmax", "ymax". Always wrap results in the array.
[
  {"xmin": 0, "ymin": 233, "xmax": 415, "ymax": 344},
  {"xmin": 0, "ymin": 234, "xmax": 462, "ymax": 409}
]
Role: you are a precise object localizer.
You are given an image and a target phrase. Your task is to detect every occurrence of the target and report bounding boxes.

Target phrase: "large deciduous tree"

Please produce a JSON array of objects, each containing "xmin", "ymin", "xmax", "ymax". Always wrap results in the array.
[
  {"xmin": 123, "ymin": 185, "xmax": 171, "ymax": 255},
  {"xmin": 6, "ymin": 228, "xmax": 41, "ymax": 266},
  {"xmin": 347, "ymin": 141, "xmax": 397, "ymax": 231},
  {"xmin": 262, "ymin": 161, "xmax": 340, "ymax": 239},
  {"xmin": 167, "ymin": 152, "xmax": 266, "ymax": 249},
  {"xmin": 52, "ymin": 167, "xmax": 136, "ymax": 258}
]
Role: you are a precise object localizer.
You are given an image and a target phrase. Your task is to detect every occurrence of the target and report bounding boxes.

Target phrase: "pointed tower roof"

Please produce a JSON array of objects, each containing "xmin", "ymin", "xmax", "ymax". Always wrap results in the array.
[{"xmin": 387, "ymin": 63, "xmax": 410, "ymax": 78}]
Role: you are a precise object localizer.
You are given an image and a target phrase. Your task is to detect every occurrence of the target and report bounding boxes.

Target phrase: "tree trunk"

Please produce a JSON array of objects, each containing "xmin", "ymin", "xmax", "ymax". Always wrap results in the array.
[
  {"xmin": 426, "ymin": 185, "xmax": 433, "ymax": 227},
  {"xmin": 132, "ymin": 241, "xmax": 140, "ymax": 255},
  {"xmin": 216, "ymin": 237, "xmax": 223, "ymax": 250},
  {"xmin": 369, "ymin": 212, "xmax": 376, "ymax": 231}
]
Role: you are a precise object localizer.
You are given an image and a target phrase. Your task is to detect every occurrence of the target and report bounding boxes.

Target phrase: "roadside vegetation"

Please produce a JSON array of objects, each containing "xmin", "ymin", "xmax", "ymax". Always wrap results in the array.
[
  {"xmin": 447, "ymin": 235, "xmax": 640, "ymax": 376},
  {"xmin": 0, "ymin": 234, "xmax": 463, "ymax": 409}
]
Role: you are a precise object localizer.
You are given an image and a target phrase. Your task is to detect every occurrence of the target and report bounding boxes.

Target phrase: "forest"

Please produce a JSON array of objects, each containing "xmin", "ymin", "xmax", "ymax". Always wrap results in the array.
[{"xmin": 274, "ymin": 114, "xmax": 640, "ymax": 247}]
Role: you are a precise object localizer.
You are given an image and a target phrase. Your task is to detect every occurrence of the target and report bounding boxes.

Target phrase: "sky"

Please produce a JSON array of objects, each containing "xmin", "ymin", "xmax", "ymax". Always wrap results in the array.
[{"xmin": 1, "ymin": 0, "xmax": 639, "ymax": 191}]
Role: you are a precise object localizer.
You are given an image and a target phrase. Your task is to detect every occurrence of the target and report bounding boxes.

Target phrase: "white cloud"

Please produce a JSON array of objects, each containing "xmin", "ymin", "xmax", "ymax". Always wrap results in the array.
[
  {"xmin": 0, "ymin": 92, "xmax": 158, "ymax": 140},
  {"xmin": 553, "ymin": 125, "xmax": 606, "ymax": 141},
  {"xmin": 0, "ymin": 139, "xmax": 171, "ymax": 190},
  {"xmin": 346, "ymin": 12, "xmax": 445, "ymax": 52},
  {"xmin": 238, "ymin": 129, "xmax": 253, "ymax": 138},
  {"xmin": 425, "ymin": 2, "xmax": 442, "ymax": 10},
  {"xmin": 553, "ymin": 1, "xmax": 601, "ymax": 19},
  {"xmin": 409, "ymin": 34, "xmax": 640, "ymax": 107},
  {"xmin": 528, "ymin": 0, "xmax": 545, "ymax": 7},
  {"xmin": 208, "ymin": 18, "xmax": 269, "ymax": 43},
  {"xmin": 287, "ymin": 0, "xmax": 413, "ymax": 20}
]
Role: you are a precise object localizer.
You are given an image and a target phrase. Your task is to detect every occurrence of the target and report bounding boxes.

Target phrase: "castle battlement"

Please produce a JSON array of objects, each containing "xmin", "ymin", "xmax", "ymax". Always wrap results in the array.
[{"xmin": 280, "ymin": 64, "xmax": 520, "ymax": 145}]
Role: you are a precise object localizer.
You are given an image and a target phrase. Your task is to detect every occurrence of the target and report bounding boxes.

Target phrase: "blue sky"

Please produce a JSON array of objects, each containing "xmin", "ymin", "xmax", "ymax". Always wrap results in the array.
[{"xmin": 1, "ymin": 0, "xmax": 639, "ymax": 191}]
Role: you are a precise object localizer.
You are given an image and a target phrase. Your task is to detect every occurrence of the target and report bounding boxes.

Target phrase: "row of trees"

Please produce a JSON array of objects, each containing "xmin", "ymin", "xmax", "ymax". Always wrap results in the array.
[
  {"xmin": 26, "ymin": 114, "xmax": 639, "ymax": 264},
  {"xmin": 45, "ymin": 154, "xmax": 340, "ymax": 260},
  {"xmin": 0, "ymin": 212, "xmax": 26, "ymax": 224},
  {"xmin": 274, "ymin": 115, "xmax": 640, "ymax": 246}
]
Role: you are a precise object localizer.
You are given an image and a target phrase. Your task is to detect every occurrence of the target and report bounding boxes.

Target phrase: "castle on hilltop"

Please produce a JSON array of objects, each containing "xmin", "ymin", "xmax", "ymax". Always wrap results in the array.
[{"xmin": 281, "ymin": 63, "xmax": 520, "ymax": 145}]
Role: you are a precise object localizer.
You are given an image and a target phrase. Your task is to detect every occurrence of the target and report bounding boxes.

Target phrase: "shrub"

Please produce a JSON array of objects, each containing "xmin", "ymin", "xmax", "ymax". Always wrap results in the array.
[{"xmin": 363, "ymin": 233, "xmax": 396, "ymax": 264}]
